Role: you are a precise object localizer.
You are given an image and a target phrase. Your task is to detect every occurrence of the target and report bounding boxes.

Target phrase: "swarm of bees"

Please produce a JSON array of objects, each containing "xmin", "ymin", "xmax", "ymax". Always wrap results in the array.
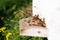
[
  {"xmin": 27, "ymin": 15, "xmax": 46, "ymax": 27},
  {"xmin": 20, "ymin": 15, "xmax": 46, "ymax": 33},
  {"xmin": 20, "ymin": 6, "xmax": 46, "ymax": 33}
]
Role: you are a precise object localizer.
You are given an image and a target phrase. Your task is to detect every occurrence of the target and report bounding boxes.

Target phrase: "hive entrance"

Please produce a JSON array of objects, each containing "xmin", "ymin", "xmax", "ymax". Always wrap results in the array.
[{"xmin": 19, "ymin": 14, "xmax": 47, "ymax": 37}]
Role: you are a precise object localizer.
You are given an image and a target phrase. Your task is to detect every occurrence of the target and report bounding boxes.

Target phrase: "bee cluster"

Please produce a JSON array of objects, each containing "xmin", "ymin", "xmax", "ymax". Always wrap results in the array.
[
  {"xmin": 20, "ymin": 14, "xmax": 46, "ymax": 33},
  {"xmin": 27, "ymin": 15, "xmax": 46, "ymax": 27}
]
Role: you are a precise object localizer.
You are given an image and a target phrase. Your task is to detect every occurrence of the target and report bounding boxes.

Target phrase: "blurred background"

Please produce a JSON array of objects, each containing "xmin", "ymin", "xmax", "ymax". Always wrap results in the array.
[{"xmin": 0, "ymin": 0, "xmax": 47, "ymax": 40}]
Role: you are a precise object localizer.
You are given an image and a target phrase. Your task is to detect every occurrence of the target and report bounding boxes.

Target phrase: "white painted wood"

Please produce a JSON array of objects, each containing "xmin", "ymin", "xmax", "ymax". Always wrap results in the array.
[{"xmin": 33, "ymin": 0, "xmax": 60, "ymax": 40}]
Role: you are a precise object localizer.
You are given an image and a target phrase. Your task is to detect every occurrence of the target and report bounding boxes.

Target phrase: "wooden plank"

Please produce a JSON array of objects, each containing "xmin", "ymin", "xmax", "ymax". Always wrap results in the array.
[{"xmin": 19, "ymin": 17, "xmax": 48, "ymax": 37}]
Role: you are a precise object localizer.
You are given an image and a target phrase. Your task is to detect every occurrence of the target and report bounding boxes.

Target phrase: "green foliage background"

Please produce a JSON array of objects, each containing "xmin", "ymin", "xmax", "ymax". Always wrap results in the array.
[{"xmin": 0, "ymin": 0, "xmax": 47, "ymax": 40}]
